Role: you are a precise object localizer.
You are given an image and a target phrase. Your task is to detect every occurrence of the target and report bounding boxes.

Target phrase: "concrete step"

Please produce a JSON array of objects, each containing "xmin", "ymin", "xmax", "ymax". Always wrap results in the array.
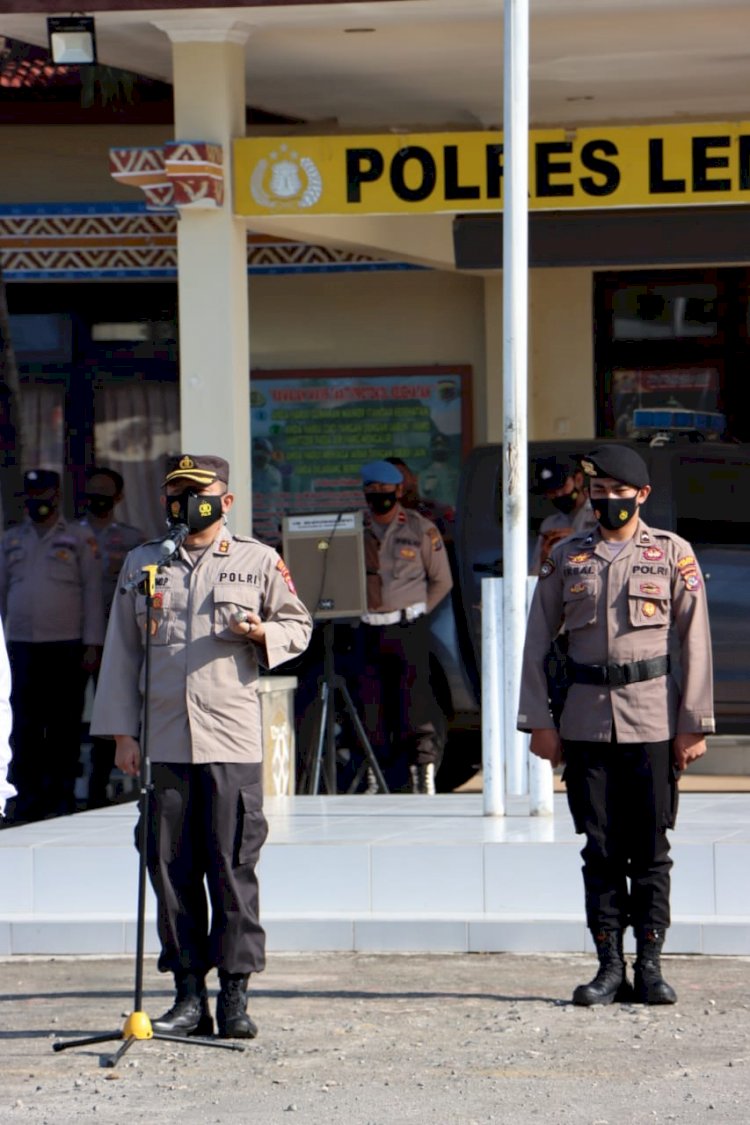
[{"xmin": 1, "ymin": 793, "xmax": 749, "ymax": 957}]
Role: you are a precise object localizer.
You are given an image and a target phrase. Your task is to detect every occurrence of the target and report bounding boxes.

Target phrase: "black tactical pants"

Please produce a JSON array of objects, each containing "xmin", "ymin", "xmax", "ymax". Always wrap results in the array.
[
  {"xmin": 562, "ymin": 740, "xmax": 679, "ymax": 934},
  {"xmin": 356, "ymin": 615, "xmax": 442, "ymax": 782},
  {"xmin": 141, "ymin": 762, "xmax": 268, "ymax": 978},
  {"xmin": 8, "ymin": 640, "xmax": 85, "ymax": 822}
]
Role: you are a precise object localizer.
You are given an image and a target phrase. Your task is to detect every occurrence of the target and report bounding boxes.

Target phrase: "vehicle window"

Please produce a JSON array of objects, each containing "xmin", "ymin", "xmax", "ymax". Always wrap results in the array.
[{"xmin": 673, "ymin": 452, "xmax": 750, "ymax": 545}]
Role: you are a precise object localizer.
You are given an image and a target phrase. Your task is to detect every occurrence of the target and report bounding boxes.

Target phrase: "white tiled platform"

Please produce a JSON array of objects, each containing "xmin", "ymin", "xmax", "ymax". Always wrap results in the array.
[{"xmin": 1, "ymin": 793, "xmax": 749, "ymax": 957}]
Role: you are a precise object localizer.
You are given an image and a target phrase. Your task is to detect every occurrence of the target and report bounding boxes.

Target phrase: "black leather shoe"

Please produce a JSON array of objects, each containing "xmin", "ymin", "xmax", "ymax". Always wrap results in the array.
[
  {"xmin": 152, "ymin": 975, "xmax": 214, "ymax": 1037},
  {"xmin": 573, "ymin": 931, "xmax": 633, "ymax": 1007},
  {"xmin": 217, "ymin": 973, "xmax": 258, "ymax": 1039},
  {"xmin": 634, "ymin": 928, "xmax": 677, "ymax": 1005}
]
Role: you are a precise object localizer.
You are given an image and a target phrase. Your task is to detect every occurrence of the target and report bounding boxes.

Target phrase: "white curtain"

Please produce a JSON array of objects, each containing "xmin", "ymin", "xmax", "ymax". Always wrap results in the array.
[
  {"xmin": 21, "ymin": 385, "xmax": 65, "ymax": 477},
  {"xmin": 93, "ymin": 382, "xmax": 180, "ymax": 540}
]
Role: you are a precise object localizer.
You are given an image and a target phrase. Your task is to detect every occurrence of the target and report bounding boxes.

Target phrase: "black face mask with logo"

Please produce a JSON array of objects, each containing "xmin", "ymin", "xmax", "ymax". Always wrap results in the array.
[
  {"xmin": 26, "ymin": 498, "xmax": 57, "ymax": 523},
  {"xmin": 550, "ymin": 491, "xmax": 578, "ymax": 516},
  {"xmin": 365, "ymin": 490, "xmax": 398, "ymax": 516},
  {"xmin": 85, "ymin": 493, "xmax": 116, "ymax": 517},
  {"xmin": 592, "ymin": 495, "xmax": 638, "ymax": 531},
  {"xmin": 167, "ymin": 489, "xmax": 224, "ymax": 533}
]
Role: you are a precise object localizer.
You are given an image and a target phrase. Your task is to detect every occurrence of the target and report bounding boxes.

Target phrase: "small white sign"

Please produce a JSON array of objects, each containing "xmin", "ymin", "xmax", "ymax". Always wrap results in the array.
[{"xmin": 285, "ymin": 512, "xmax": 359, "ymax": 533}]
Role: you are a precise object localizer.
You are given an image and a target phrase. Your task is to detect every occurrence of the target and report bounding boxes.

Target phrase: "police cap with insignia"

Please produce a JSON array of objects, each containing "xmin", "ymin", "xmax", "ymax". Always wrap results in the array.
[
  {"xmin": 163, "ymin": 454, "xmax": 230, "ymax": 487},
  {"xmin": 24, "ymin": 468, "xmax": 60, "ymax": 493},
  {"xmin": 360, "ymin": 460, "xmax": 403, "ymax": 486},
  {"xmin": 530, "ymin": 457, "xmax": 574, "ymax": 495},
  {"xmin": 580, "ymin": 445, "xmax": 650, "ymax": 489}
]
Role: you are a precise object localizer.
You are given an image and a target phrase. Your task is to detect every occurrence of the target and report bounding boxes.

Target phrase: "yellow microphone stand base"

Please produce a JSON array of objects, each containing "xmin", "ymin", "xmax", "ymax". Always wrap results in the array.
[{"xmin": 53, "ymin": 1010, "xmax": 244, "ymax": 1067}]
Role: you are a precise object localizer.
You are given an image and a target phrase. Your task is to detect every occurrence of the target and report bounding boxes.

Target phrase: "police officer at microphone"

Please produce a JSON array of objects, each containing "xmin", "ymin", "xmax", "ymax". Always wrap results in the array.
[
  {"xmin": 517, "ymin": 444, "xmax": 714, "ymax": 1006},
  {"xmin": 91, "ymin": 454, "xmax": 311, "ymax": 1038}
]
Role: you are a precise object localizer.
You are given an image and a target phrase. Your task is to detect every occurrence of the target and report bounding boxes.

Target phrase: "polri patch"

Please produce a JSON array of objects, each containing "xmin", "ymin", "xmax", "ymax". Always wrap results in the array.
[{"xmin": 539, "ymin": 558, "xmax": 556, "ymax": 579}]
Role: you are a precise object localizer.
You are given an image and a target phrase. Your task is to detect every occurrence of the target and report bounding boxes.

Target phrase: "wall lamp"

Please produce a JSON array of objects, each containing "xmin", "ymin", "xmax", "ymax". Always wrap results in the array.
[{"xmin": 47, "ymin": 16, "xmax": 97, "ymax": 65}]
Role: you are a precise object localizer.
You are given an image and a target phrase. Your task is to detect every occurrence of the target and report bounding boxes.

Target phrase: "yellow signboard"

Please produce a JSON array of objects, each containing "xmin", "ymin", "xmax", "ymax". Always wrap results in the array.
[{"xmin": 233, "ymin": 123, "xmax": 750, "ymax": 217}]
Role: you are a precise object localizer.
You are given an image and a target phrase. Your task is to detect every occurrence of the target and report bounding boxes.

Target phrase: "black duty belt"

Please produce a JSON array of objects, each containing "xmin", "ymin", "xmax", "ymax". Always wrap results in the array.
[{"xmin": 568, "ymin": 654, "xmax": 670, "ymax": 688}]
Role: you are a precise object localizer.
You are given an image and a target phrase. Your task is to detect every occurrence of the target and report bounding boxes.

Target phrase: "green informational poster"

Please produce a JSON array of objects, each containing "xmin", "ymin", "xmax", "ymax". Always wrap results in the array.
[{"xmin": 249, "ymin": 366, "xmax": 471, "ymax": 544}]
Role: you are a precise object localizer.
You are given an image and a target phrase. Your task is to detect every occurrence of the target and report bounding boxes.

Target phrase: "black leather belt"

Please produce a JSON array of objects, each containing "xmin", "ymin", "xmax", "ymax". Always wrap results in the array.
[{"xmin": 568, "ymin": 654, "xmax": 670, "ymax": 688}]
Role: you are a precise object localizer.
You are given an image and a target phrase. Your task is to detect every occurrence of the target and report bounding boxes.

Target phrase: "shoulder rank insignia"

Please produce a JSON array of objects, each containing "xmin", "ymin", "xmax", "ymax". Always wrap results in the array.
[{"xmin": 276, "ymin": 556, "xmax": 297, "ymax": 595}]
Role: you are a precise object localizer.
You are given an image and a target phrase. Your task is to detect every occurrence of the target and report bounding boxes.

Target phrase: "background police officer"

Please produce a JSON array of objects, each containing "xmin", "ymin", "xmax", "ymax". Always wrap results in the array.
[
  {"xmin": 357, "ymin": 459, "xmax": 453, "ymax": 795},
  {"xmin": 529, "ymin": 455, "xmax": 597, "ymax": 574},
  {"xmin": 0, "ymin": 469, "xmax": 104, "ymax": 822},
  {"xmin": 518, "ymin": 444, "xmax": 714, "ymax": 1006},
  {"xmin": 91, "ymin": 454, "xmax": 311, "ymax": 1039},
  {"xmin": 78, "ymin": 466, "xmax": 145, "ymax": 808}
]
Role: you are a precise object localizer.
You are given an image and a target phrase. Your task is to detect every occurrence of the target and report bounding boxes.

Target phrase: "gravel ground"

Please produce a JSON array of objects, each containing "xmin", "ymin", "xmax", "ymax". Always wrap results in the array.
[{"xmin": 1, "ymin": 952, "xmax": 749, "ymax": 1125}]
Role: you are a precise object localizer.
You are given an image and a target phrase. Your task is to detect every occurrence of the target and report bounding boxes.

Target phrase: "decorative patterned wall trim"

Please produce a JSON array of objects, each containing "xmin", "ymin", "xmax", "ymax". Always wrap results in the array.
[
  {"xmin": 0, "ymin": 203, "xmax": 418, "ymax": 280},
  {"xmin": 163, "ymin": 140, "xmax": 224, "ymax": 209}
]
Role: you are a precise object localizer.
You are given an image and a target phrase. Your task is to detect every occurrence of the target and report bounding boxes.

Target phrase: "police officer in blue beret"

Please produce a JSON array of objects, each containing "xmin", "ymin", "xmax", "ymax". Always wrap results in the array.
[{"xmin": 356, "ymin": 460, "xmax": 453, "ymax": 794}]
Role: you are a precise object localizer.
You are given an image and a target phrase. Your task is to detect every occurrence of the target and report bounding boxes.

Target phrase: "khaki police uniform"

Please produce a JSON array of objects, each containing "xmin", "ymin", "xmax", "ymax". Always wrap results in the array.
[
  {"xmin": 530, "ymin": 498, "xmax": 598, "ymax": 576},
  {"xmin": 518, "ymin": 517, "xmax": 714, "ymax": 935},
  {"xmin": 0, "ymin": 517, "xmax": 104, "ymax": 821},
  {"xmin": 357, "ymin": 505, "xmax": 453, "ymax": 784},
  {"xmin": 79, "ymin": 517, "xmax": 145, "ymax": 619},
  {"xmin": 78, "ymin": 516, "xmax": 145, "ymax": 807},
  {"xmin": 91, "ymin": 528, "xmax": 312, "ymax": 977}
]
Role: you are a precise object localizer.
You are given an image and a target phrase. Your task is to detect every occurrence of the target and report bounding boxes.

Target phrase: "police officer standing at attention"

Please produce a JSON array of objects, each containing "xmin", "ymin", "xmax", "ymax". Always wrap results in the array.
[
  {"xmin": 79, "ymin": 466, "xmax": 145, "ymax": 807},
  {"xmin": 358, "ymin": 459, "xmax": 453, "ymax": 795},
  {"xmin": 0, "ymin": 469, "xmax": 104, "ymax": 823},
  {"xmin": 90, "ymin": 454, "xmax": 311, "ymax": 1039},
  {"xmin": 517, "ymin": 445, "xmax": 714, "ymax": 1006},
  {"xmin": 530, "ymin": 455, "xmax": 596, "ymax": 575}
]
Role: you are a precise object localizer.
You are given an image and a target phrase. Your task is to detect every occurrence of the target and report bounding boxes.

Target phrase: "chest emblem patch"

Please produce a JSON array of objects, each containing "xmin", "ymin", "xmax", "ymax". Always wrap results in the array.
[
  {"xmin": 567, "ymin": 552, "xmax": 591, "ymax": 564},
  {"xmin": 642, "ymin": 547, "xmax": 664, "ymax": 561},
  {"xmin": 642, "ymin": 601, "xmax": 657, "ymax": 618},
  {"xmin": 399, "ymin": 547, "xmax": 417, "ymax": 559},
  {"xmin": 568, "ymin": 582, "xmax": 587, "ymax": 594}
]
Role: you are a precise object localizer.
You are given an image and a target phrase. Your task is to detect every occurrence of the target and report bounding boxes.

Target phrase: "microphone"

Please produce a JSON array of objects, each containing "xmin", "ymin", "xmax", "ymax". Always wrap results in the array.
[{"xmin": 159, "ymin": 523, "xmax": 190, "ymax": 558}]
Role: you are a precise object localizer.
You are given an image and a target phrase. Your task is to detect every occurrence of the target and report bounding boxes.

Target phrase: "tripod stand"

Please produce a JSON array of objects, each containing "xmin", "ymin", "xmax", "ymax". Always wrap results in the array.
[
  {"xmin": 53, "ymin": 562, "xmax": 243, "ymax": 1067},
  {"xmin": 304, "ymin": 619, "xmax": 388, "ymax": 795}
]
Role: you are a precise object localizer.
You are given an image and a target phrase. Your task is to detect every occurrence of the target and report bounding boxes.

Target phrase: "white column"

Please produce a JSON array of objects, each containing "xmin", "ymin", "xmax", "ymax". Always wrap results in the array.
[
  {"xmin": 155, "ymin": 17, "xmax": 252, "ymax": 533},
  {"xmin": 482, "ymin": 577, "xmax": 505, "ymax": 816}
]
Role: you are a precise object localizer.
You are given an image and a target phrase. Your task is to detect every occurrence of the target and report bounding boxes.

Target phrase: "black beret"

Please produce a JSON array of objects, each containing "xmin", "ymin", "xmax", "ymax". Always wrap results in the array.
[
  {"xmin": 580, "ymin": 445, "xmax": 649, "ymax": 489},
  {"xmin": 530, "ymin": 457, "xmax": 574, "ymax": 495},
  {"xmin": 24, "ymin": 469, "xmax": 60, "ymax": 492},
  {"xmin": 163, "ymin": 454, "xmax": 229, "ymax": 487}
]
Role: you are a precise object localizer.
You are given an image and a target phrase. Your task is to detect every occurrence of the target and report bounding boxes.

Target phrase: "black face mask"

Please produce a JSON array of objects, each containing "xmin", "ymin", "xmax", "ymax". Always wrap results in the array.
[
  {"xmin": 85, "ymin": 493, "xmax": 115, "ymax": 517},
  {"xmin": 26, "ymin": 498, "xmax": 56, "ymax": 523},
  {"xmin": 365, "ymin": 490, "xmax": 398, "ymax": 516},
  {"xmin": 167, "ymin": 489, "xmax": 224, "ymax": 533},
  {"xmin": 592, "ymin": 495, "xmax": 638, "ymax": 531},
  {"xmin": 550, "ymin": 491, "xmax": 578, "ymax": 516}
]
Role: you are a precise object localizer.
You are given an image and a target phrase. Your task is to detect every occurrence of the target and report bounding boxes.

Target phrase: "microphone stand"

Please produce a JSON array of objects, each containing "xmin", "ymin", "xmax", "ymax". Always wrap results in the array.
[{"xmin": 53, "ymin": 558, "xmax": 244, "ymax": 1066}]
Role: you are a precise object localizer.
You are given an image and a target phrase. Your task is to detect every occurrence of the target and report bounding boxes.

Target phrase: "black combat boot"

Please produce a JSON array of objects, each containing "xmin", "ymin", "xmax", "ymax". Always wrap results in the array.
[
  {"xmin": 634, "ymin": 928, "xmax": 677, "ymax": 1005},
  {"xmin": 152, "ymin": 972, "xmax": 214, "ymax": 1036},
  {"xmin": 572, "ymin": 930, "xmax": 633, "ymax": 1007},
  {"xmin": 217, "ymin": 971, "xmax": 258, "ymax": 1039}
]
